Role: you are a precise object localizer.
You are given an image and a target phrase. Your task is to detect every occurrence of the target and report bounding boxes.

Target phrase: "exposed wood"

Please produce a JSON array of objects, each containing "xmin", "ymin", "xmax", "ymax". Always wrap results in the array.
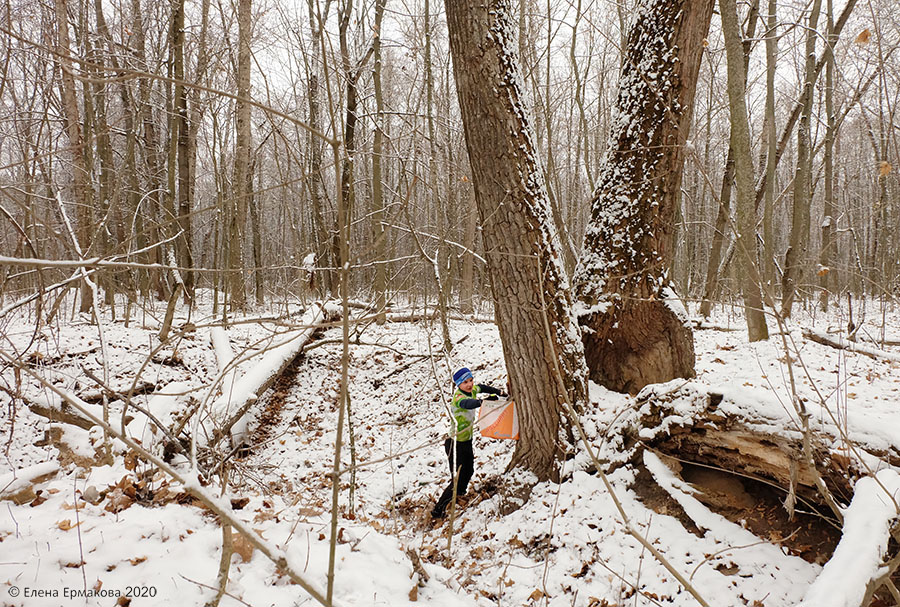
[{"xmin": 618, "ymin": 383, "xmax": 859, "ymax": 508}]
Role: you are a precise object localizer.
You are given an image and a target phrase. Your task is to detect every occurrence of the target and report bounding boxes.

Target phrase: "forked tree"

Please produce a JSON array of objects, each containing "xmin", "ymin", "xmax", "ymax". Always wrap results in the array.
[{"xmin": 572, "ymin": 0, "xmax": 715, "ymax": 394}]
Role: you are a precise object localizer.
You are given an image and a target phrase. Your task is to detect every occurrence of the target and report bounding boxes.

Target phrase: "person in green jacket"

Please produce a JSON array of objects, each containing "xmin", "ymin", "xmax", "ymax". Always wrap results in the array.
[{"xmin": 431, "ymin": 366, "xmax": 504, "ymax": 519}]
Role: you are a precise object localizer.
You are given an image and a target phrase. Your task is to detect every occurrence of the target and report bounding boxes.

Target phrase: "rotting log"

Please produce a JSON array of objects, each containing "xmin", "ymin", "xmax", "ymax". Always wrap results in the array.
[{"xmin": 615, "ymin": 381, "xmax": 859, "ymax": 509}]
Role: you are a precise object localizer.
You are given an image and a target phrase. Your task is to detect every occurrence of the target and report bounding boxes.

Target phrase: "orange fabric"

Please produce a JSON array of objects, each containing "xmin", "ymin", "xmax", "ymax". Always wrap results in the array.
[{"xmin": 478, "ymin": 400, "xmax": 519, "ymax": 440}]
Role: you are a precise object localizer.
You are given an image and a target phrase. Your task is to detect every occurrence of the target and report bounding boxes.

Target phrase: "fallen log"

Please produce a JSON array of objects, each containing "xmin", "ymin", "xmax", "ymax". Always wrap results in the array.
[
  {"xmin": 614, "ymin": 381, "xmax": 860, "ymax": 510},
  {"xmin": 209, "ymin": 302, "xmax": 338, "ymax": 449},
  {"xmin": 803, "ymin": 328, "xmax": 900, "ymax": 363},
  {"xmin": 797, "ymin": 469, "xmax": 900, "ymax": 607},
  {"xmin": 0, "ymin": 461, "xmax": 59, "ymax": 503},
  {"xmin": 24, "ymin": 397, "xmax": 95, "ymax": 430}
]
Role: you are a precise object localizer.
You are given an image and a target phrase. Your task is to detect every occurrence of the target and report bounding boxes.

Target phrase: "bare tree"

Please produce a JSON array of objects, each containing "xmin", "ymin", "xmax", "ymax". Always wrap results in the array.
[
  {"xmin": 719, "ymin": 0, "xmax": 769, "ymax": 341},
  {"xmin": 229, "ymin": 0, "xmax": 253, "ymax": 310},
  {"xmin": 781, "ymin": 0, "xmax": 824, "ymax": 318},
  {"xmin": 53, "ymin": 0, "xmax": 95, "ymax": 314}
]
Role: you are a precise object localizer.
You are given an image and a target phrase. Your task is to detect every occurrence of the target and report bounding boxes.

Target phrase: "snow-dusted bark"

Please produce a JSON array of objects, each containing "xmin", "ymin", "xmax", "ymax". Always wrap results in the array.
[
  {"xmin": 572, "ymin": 0, "xmax": 714, "ymax": 394},
  {"xmin": 444, "ymin": 0, "xmax": 588, "ymax": 481}
]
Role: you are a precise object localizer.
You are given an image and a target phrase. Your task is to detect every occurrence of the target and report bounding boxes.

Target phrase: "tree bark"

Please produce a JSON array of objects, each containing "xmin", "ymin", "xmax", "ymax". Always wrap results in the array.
[
  {"xmin": 781, "ymin": 0, "xmax": 823, "ymax": 318},
  {"xmin": 719, "ymin": 0, "xmax": 768, "ymax": 341},
  {"xmin": 230, "ymin": 0, "xmax": 252, "ymax": 310},
  {"xmin": 573, "ymin": 0, "xmax": 713, "ymax": 393},
  {"xmin": 444, "ymin": 0, "xmax": 588, "ymax": 482}
]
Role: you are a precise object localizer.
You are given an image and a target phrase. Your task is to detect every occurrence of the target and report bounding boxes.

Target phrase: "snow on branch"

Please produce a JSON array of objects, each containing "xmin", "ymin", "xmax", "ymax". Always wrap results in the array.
[
  {"xmin": 803, "ymin": 328, "xmax": 900, "ymax": 363},
  {"xmin": 797, "ymin": 469, "xmax": 900, "ymax": 607}
]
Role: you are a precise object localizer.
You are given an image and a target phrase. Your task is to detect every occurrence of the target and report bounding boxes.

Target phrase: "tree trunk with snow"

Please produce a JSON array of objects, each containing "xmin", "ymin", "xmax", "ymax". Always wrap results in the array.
[
  {"xmin": 573, "ymin": 0, "xmax": 713, "ymax": 394},
  {"xmin": 444, "ymin": 0, "xmax": 588, "ymax": 482}
]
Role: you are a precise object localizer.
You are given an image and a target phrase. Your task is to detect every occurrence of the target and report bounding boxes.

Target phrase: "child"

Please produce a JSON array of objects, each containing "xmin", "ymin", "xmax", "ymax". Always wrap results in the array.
[{"xmin": 431, "ymin": 367, "xmax": 505, "ymax": 519}]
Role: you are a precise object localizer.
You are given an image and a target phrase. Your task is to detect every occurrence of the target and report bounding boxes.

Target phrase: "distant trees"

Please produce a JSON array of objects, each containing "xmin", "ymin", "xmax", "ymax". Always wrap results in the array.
[{"xmin": 0, "ymin": 0, "xmax": 897, "ymax": 378}]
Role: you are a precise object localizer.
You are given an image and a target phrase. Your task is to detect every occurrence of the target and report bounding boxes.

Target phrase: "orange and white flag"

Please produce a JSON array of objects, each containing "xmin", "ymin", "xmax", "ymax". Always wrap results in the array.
[{"xmin": 477, "ymin": 399, "xmax": 519, "ymax": 440}]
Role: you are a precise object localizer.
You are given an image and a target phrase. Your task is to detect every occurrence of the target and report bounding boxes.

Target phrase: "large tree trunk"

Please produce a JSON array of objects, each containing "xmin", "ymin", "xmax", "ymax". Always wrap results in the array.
[
  {"xmin": 572, "ymin": 0, "xmax": 713, "ymax": 394},
  {"xmin": 444, "ymin": 0, "xmax": 588, "ymax": 482}
]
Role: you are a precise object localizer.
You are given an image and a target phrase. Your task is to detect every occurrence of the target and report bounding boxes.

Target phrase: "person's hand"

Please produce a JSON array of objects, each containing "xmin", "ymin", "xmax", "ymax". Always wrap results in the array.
[
  {"xmin": 485, "ymin": 394, "xmax": 499, "ymax": 401},
  {"xmin": 499, "ymin": 392, "xmax": 508, "ymax": 398}
]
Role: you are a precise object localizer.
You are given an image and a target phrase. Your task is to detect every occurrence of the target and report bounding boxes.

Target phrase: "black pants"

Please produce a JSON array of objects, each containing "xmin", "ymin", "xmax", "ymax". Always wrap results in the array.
[{"xmin": 432, "ymin": 438, "xmax": 474, "ymax": 516}]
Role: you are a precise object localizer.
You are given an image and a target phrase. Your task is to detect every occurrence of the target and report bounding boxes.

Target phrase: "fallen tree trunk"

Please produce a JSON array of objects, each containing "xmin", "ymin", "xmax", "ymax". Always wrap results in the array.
[
  {"xmin": 803, "ymin": 328, "xmax": 900, "ymax": 363},
  {"xmin": 797, "ymin": 469, "xmax": 900, "ymax": 607},
  {"xmin": 613, "ymin": 381, "xmax": 861, "ymax": 509},
  {"xmin": 22, "ymin": 395, "xmax": 95, "ymax": 430},
  {"xmin": 208, "ymin": 302, "xmax": 338, "ymax": 449}
]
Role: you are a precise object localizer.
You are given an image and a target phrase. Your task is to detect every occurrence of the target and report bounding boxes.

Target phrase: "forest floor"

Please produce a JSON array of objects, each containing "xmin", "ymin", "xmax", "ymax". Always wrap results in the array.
[{"xmin": 2, "ymin": 295, "xmax": 900, "ymax": 606}]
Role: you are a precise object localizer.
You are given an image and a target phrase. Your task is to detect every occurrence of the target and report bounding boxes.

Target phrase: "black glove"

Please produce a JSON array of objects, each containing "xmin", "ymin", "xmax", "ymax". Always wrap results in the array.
[{"xmin": 485, "ymin": 394, "xmax": 499, "ymax": 401}]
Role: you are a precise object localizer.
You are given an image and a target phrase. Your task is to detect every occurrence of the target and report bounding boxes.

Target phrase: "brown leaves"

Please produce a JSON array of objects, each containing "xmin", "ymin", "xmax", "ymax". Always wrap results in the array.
[
  {"xmin": 57, "ymin": 519, "xmax": 81, "ymax": 531},
  {"xmin": 856, "ymin": 28, "xmax": 871, "ymax": 44},
  {"xmin": 104, "ymin": 488, "xmax": 134, "ymax": 513},
  {"xmin": 230, "ymin": 497, "xmax": 250, "ymax": 510},
  {"xmin": 232, "ymin": 532, "xmax": 255, "ymax": 563},
  {"xmin": 878, "ymin": 161, "xmax": 892, "ymax": 177}
]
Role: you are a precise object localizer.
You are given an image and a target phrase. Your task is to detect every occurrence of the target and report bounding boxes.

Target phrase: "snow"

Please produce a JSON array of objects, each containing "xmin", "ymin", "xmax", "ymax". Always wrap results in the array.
[
  {"xmin": 798, "ymin": 469, "xmax": 900, "ymax": 607},
  {"xmin": 0, "ymin": 462, "xmax": 59, "ymax": 499},
  {"xmin": 3, "ymin": 299, "xmax": 900, "ymax": 606}
]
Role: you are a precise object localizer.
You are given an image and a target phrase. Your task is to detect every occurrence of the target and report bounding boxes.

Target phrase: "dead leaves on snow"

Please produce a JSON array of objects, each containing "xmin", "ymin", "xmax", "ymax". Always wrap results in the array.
[
  {"xmin": 56, "ymin": 519, "xmax": 81, "ymax": 531},
  {"xmin": 232, "ymin": 531, "xmax": 256, "ymax": 563}
]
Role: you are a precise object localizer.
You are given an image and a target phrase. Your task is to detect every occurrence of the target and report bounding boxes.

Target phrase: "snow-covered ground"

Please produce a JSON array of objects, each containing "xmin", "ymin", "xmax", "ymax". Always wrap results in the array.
[{"xmin": 2, "ymin": 297, "xmax": 899, "ymax": 606}]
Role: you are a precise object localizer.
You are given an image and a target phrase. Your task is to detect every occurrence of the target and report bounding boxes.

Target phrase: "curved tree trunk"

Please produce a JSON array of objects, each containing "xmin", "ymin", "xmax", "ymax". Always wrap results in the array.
[
  {"xmin": 444, "ymin": 0, "xmax": 588, "ymax": 482},
  {"xmin": 572, "ymin": 0, "xmax": 714, "ymax": 394}
]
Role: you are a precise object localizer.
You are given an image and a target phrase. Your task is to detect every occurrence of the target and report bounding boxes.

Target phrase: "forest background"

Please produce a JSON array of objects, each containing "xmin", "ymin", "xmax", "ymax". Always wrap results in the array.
[{"xmin": 1, "ymin": 0, "xmax": 900, "ymax": 605}]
